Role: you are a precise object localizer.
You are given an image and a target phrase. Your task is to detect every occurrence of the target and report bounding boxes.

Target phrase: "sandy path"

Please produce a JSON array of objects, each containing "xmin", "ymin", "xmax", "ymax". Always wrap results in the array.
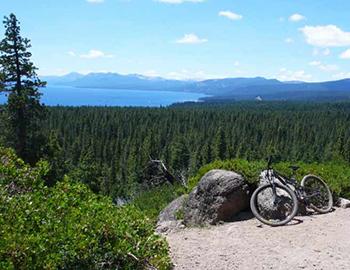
[{"xmin": 166, "ymin": 208, "xmax": 350, "ymax": 270}]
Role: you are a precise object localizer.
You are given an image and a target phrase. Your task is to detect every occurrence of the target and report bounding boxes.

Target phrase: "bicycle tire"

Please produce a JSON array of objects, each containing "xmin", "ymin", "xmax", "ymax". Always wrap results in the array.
[
  {"xmin": 250, "ymin": 183, "xmax": 299, "ymax": 226},
  {"xmin": 301, "ymin": 174, "xmax": 333, "ymax": 213}
]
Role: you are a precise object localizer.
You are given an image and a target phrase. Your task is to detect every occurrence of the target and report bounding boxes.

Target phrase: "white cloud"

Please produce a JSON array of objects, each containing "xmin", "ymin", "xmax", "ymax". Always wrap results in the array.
[
  {"xmin": 143, "ymin": 70, "xmax": 160, "ymax": 77},
  {"xmin": 300, "ymin": 25, "xmax": 350, "ymax": 47},
  {"xmin": 166, "ymin": 69, "xmax": 205, "ymax": 80},
  {"xmin": 309, "ymin": 61, "xmax": 321, "ymax": 66},
  {"xmin": 67, "ymin": 51, "xmax": 76, "ymax": 57},
  {"xmin": 332, "ymin": 72, "xmax": 350, "ymax": 80},
  {"xmin": 277, "ymin": 68, "xmax": 312, "ymax": 81},
  {"xmin": 289, "ymin": 13, "xmax": 305, "ymax": 22},
  {"xmin": 308, "ymin": 61, "xmax": 338, "ymax": 72},
  {"xmin": 312, "ymin": 48, "xmax": 331, "ymax": 56},
  {"xmin": 87, "ymin": 0, "xmax": 104, "ymax": 3},
  {"xmin": 219, "ymin": 11, "xmax": 243, "ymax": 21},
  {"xmin": 156, "ymin": 0, "xmax": 204, "ymax": 3},
  {"xmin": 176, "ymin": 34, "xmax": 207, "ymax": 44},
  {"xmin": 285, "ymin": 37, "xmax": 294, "ymax": 43},
  {"xmin": 340, "ymin": 49, "xmax": 350, "ymax": 59},
  {"xmin": 234, "ymin": 61, "xmax": 240, "ymax": 66},
  {"xmin": 80, "ymin": 49, "xmax": 114, "ymax": 59},
  {"xmin": 164, "ymin": 69, "xmax": 231, "ymax": 80}
]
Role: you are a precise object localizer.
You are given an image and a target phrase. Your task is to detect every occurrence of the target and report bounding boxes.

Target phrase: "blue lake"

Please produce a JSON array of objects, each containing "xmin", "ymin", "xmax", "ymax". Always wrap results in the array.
[{"xmin": 0, "ymin": 85, "xmax": 207, "ymax": 107}]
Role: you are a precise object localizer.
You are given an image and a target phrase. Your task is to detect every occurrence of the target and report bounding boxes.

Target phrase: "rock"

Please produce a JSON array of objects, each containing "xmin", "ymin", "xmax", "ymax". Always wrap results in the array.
[
  {"xmin": 336, "ymin": 197, "xmax": 350, "ymax": 209},
  {"xmin": 258, "ymin": 170, "xmax": 308, "ymax": 216},
  {"xmin": 183, "ymin": 170, "xmax": 250, "ymax": 226},
  {"xmin": 156, "ymin": 195, "xmax": 187, "ymax": 233}
]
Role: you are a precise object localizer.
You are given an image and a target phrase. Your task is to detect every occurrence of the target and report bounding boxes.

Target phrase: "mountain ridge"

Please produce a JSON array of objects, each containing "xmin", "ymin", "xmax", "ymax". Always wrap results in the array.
[{"xmin": 42, "ymin": 72, "xmax": 350, "ymax": 101}]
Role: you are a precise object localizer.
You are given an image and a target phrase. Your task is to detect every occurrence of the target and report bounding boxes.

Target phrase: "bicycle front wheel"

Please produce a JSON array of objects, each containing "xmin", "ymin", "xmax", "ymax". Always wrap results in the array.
[
  {"xmin": 250, "ymin": 183, "xmax": 298, "ymax": 226},
  {"xmin": 301, "ymin": 175, "xmax": 333, "ymax": 213}
]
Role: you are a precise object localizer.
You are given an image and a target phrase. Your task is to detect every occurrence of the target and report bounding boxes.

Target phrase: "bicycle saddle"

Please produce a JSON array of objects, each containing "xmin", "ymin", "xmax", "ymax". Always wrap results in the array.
[{"xmin": 289, "ymin": 165, "xmax": 300, "ymax": 171}]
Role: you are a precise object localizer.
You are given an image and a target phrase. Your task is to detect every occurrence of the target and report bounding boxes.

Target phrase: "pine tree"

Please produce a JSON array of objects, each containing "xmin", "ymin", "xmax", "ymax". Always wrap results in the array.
[
  {"xmin": 0, "ymin": 71, "xmax": 4, "ymax": 90},
  {"xmin": 0, "ymin": 14, "xmax": 46, "ymax": 163},
  {"xmin": 214, "ymin": 127, "xmax": 227, "ymax": 160},
  {"xmin": 171, "ymin": 136, "xmax": 190, "ymax": 171}
]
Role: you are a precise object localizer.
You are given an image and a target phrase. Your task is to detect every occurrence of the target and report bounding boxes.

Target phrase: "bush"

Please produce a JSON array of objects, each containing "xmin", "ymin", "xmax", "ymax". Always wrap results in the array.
[
  {"xmin": 133, "ymin": 159, "xmax": 350, "ymax": 227},
  {"xmin": 0, "ymin": 147, "xmax": 49, "ymax": 191},
  {"xmin": 188, "ymin": 159, "xmax": 350, "ymax": 199},
  {"xmin": 132, "ymin": 184, "xmax": 183, "ymax": 221},
  {"xmin": 0, "ymin": 148, "xmax": 172, "ymax": 270}
]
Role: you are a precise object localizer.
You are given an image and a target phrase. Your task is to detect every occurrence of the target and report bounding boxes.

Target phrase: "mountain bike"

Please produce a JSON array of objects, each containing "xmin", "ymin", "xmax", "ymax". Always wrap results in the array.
[{"xmin": 250, "ymin": 157, "xmax": 333, "ymax": 226}]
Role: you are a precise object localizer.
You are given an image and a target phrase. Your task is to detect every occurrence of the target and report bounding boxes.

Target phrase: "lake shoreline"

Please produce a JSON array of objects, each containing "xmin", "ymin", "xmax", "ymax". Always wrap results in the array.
[{"xmin": 0, "ymin": 85, "xmax": 208, "ymax": 107}]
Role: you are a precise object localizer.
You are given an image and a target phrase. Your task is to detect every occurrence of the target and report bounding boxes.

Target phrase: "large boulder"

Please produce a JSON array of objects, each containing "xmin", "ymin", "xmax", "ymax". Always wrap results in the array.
[
  {"xmin": 156, "ymin": 195, "xmax": 187, "ymax": 234},
  {"xmin": 183, "ymin": 170, "xmax": 250, "ymax": 226},
  {"xmin": 257, "ymin": 170, "xmax": 307, "ymax": 216}
]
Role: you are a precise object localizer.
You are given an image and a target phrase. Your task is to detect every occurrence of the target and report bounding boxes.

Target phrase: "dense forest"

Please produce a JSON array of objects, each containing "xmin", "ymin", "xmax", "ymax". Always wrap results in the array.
[{"xmin": 41, "ymin": 102, "xmax": 350, "ymax": 198}]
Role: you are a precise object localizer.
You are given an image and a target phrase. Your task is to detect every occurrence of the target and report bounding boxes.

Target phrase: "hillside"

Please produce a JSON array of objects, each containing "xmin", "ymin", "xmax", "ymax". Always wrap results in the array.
[
  {"xmin": 167, "ymin": 208, "xmax": 350, "ymax": 270},
  {"xmin": 43, "ymin": 73, "xmax": 350, "ymax": 101}
]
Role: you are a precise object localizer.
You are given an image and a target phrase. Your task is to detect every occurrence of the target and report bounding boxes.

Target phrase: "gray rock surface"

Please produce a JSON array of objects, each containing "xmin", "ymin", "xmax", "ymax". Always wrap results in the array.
[
  {"xmin": 337, "ymin": 197, "xmax": 350, "ymax": 209},
  {"xmin": 156, "ymin": 195, "xmax": 187, "ymax": 234},
  {"xmin": 184, "ymin": 170, "xmax": 250, "ymax": 226}
]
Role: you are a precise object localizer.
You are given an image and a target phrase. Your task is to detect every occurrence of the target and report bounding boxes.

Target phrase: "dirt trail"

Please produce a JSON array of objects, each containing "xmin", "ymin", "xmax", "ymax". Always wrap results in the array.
[{"xmin": 166, "ymin": 208, "xmax": 350, "ymax": 270}]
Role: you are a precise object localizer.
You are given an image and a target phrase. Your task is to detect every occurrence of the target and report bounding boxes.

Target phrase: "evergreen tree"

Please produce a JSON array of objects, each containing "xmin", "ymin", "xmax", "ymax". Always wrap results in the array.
[
  {"xmin": 0, "ymin": 14, "xmax": 46, "ymax": 163},
  {"xmin": 214, "ymin": 127, "xmax": 227, "ymax": 160},
  {"xmin": 0, "ymin": 71, "xmax": 4, "ymax": 90},
  {"xmin": 68, "ymin": 149, "xmax": 103, "ymax": 193},
  {"xmin": 171, "ymin": 136, "xmax": 190, "ymax": 172},
  {"xmin": 42, "ymin": 132, "xmax": 68, "ymax": 186}
]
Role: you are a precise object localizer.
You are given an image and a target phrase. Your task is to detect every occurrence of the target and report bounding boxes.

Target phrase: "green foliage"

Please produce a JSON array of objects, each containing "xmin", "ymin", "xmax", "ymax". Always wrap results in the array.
[
  {"xmin": 0, "ymin": 147, "xmax": 48, "ymax": 190},
  {"xmin": 43, "ymin": 102, "xmax": 350, "ymax": 198},
  {"xmin": 132, "ymin": 184, "xmax": 182, "ymax": 221},
  {"xmin": 0, "ymin": 13, "xmax": 46, "ymax": 164},
  {"xmin": 170, "ymin": 136, "xmax": 190, "ymax": 173},
  {"xmin": 273, "ymin": 161, "xmax": 350, "ymax": 199},
  {"xmin": 67, "ymin": 149, "xmax": 108, "ymax": 194},
  {"xmin": 0, "ymin": 148, "xmax": 172, "ymax": 270},
  {"xmin": 213, "ymin": 127, "xmax": 227, "ymax": 160},
  {"xmin": 189, "ymin": 159, "xmax": 350, "ymax": 199}
]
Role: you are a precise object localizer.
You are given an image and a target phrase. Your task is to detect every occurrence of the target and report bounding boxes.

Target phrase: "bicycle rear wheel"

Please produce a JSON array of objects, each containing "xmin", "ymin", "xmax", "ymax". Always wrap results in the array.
[
  {"xmin": 301, "ymin": 175, "xmax": 333, "ymax": 213},
  {"xmin": 250, "ymin": 183, "xmax": 298, "ymax": 226}
]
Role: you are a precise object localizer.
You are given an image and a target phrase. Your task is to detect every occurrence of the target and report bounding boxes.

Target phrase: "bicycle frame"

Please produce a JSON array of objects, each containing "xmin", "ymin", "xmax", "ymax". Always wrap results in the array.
[
  {"xmin": 266, "ymin": 168, "xmax": 322, "ymax": 204},
  {"xmin": 265, "ymin": 168, "xmax": 305, "ymax": 201}
]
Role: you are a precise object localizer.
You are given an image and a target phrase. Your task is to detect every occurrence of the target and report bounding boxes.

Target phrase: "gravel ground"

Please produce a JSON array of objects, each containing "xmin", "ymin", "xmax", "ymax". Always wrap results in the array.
[{"xmin": 166, "ymin": 208, "xmax": 350, "ymax": 270}]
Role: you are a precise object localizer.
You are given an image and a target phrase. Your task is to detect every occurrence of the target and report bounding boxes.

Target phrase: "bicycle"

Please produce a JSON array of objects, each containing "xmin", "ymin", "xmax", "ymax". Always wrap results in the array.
[{"xmin": 250, "ymin": 157, "xmax": 333, "ymax": 226}]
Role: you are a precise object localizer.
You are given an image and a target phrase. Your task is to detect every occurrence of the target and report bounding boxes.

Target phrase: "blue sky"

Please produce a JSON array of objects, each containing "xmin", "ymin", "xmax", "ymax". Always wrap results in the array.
[{"xmin": 1, "ymin": 0, "xmax": 350, "ymax": 81}]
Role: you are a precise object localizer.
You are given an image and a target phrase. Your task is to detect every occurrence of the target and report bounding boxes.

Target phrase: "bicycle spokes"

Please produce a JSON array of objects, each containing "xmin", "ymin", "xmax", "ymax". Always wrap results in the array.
[
  {"xmin": 303, "ymin": 178, "xmax": 330, "ymax": 209},
  {"xmin": 255, "ymin": 185, "xmax": 295, "ymax": 222}
]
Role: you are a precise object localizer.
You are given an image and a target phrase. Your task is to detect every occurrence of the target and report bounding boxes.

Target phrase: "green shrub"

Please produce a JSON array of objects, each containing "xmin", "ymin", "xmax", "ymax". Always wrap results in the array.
[
  {"xmin": 134, "ymin": 159, "xmax": 350, "ymax": 227},
  {"xmin": 187, "ymin": 159, "xmax": 265, "ymax": 191},
  {"xmin": 0, "ymin": 148, "xmax": 49, "ymax": 190},
  {"xmin": 188, "ymin": 159, "xmax": 350, "ymax": 199},
  {"xmin": 132, "ymin": 184, "xmax": 182, "ymax": 221},
  {"xmin": 0, "ymin": 148, "xmax": 172, "ymax": 270}
]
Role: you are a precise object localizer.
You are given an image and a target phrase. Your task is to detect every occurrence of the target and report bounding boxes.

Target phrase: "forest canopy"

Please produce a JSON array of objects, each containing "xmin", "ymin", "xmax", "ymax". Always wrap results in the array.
[{"xmin": 39, "ymin": 101, "xmax": 350, "ymax": 199}]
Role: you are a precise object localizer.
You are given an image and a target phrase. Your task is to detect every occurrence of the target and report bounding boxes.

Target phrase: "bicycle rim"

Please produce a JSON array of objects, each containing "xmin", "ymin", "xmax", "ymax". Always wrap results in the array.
[
  {"xmin": 250, "ymin": 183, "xmax": 298, "ymax": 226},
  {"xmin": 301, "ymin": 175, "xmax": 333, "ymax": 213}
]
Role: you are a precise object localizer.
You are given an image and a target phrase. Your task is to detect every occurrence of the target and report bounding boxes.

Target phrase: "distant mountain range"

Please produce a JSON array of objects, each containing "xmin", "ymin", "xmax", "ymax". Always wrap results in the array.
[{"xmin": 42, "ymin": 72, "xmax": 350, "ymax": 101}]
